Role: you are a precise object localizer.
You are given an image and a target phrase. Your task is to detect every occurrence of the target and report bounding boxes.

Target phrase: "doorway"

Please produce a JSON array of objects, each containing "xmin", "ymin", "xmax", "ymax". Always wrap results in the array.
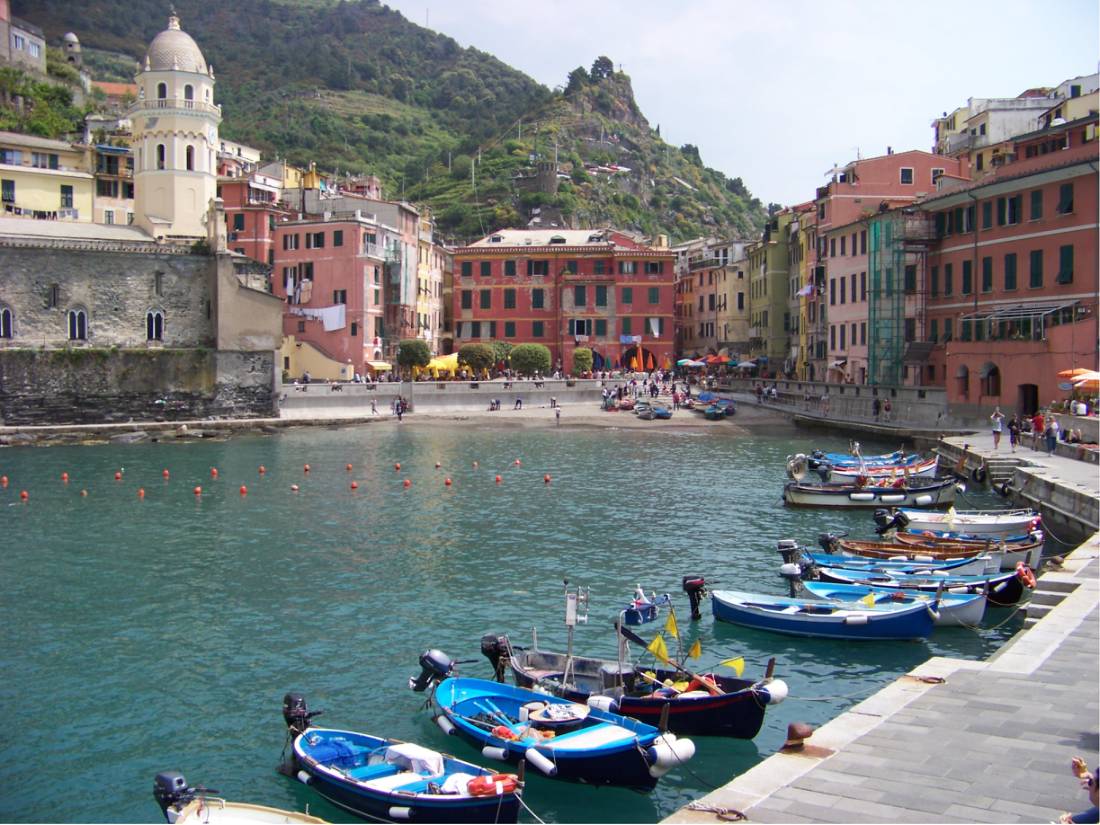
[{"xmin": 1017, "ymin": 384, "xmax": 1038, "ymax": 416}]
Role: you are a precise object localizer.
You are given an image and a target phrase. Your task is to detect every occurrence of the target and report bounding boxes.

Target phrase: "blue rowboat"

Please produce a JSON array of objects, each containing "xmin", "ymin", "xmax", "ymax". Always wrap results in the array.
[
  {"xmin": 811, "ymin": 448, "xmax": 915, "ymax": 466},
  {"xmin": 804, "ymin": 550, "xmax": 990, "ymax": 577},
  {"xmin": 711, "ymin": 589, "xmax": 937, "ymax": 640},
  {"xmin": 801, "ymin": 581, "xmax": 986, "ymax": 627},
  {"xmin": 813, "ymin": 566, "xmax": 1029, "ymax": 608},
  {"xmin": 621, "ymin": 590, "xmax": 671, "ymax": 625},
  {"xmin": 283, "ymin": 695, "xmax": 521, "ymax": 824},
  {"xmin": 431, "ymin": 677, "xmax": 695, "ymax": 791}
]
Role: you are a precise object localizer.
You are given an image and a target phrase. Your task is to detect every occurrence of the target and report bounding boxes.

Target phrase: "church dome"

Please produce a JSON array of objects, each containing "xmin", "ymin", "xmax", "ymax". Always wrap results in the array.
[{"xmin": 145, "ymin": 14, "xmax": 207, "ymax": 74}]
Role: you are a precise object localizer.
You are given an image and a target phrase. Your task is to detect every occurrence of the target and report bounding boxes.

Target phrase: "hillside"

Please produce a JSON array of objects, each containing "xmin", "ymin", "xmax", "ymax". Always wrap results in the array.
[{"xmin": 16, "ymin": 0, "xmax": 766, "ymax": 242}]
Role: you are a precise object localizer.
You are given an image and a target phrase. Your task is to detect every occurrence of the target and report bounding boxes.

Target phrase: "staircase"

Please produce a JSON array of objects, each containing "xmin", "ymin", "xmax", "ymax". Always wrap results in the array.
[
  {"xmin": 1023, "ymin": 574, "xmax": 1081, "ymax": 627},
  {"xmin": 981, "ymin": 456, "xmax": 1023, "ymax": 486}
]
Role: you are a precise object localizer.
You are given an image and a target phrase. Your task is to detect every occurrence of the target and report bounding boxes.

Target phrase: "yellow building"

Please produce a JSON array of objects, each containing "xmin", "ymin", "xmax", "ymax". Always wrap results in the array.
[
  {"xmin": 0, "ymin": 131, "xmax": 93, "ymax": 221},
  {"xmin": 416, "ymin": 208, "xmax": 446, "ymax": 353}
]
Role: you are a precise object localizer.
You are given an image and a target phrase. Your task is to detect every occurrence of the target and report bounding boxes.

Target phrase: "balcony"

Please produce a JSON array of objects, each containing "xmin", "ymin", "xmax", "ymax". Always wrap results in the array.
[{"xmin": 129, "ymin": 98, "xmax": 222, "ymax": 117}]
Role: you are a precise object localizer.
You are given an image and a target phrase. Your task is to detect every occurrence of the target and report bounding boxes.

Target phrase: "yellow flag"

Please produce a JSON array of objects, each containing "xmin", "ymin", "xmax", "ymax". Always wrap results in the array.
[
  {"xmin": 719, "ymin": 656, "xmax": 745, "ymax": 676},
  {"xmin": 861, "ymin": 592, "xmax": 877, "ymax": 609},
  {"xmin": 646, "ymin": 633, "xmax": 669, "ymax": 662},
  {"xmin": 687, "ymin": 639, "xmax": 702, "ymax": 660},
  {"xmin": 664, "ymin": 610, "xmax": 679, "ymax": 640}
]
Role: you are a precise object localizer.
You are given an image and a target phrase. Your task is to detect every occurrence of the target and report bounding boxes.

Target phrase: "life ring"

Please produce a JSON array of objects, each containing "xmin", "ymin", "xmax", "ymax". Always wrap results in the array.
[
  {"xmin": 467, "ymin": 773, "xmax": 519, "ymax": 797},
  {"xmin": 1015, "ymin": 563, "xmax": 1037, "ymax": 589},
  {"xmin": 971, "ymin": 466, "xmax": 988, "ymax": 484},
  {"xmin": 490, "ymin": 725, "xmax": 519, "ymax": 741}
]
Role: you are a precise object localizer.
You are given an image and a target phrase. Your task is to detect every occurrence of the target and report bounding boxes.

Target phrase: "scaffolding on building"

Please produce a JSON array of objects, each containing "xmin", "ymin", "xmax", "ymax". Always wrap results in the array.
[{"xmin": 867, "ymin": 210, "xmax": 932, "ymax": 385}]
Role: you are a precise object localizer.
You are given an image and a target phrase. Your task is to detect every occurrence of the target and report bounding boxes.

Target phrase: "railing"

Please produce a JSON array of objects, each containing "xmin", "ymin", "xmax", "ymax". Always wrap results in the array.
[{"xmin": 129, "ymin": 98, "xmax": 222, "ymax": 116}]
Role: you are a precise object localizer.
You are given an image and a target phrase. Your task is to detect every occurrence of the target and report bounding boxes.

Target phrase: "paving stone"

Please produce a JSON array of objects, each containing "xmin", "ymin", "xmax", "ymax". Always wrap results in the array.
[
  {"xmin": 945, "ymin": 802, "xmax": 1024, "ymax": 822},
  {"xmin": 798, "ymin": 778, "xmax": 885, "ymax": 804},
  {"xmin": 990, "ymin": 797, "xmax": 1065, "ymax": 819}
]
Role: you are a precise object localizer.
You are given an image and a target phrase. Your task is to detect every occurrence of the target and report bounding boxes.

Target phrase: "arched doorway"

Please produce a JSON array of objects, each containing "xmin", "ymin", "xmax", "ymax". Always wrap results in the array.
[
  {"xmin": 1017, "ymin": 384, "xmax": 1038, "ymax": 416},
  {"xmin": 621, "ymin": 346, "xmax": 656, "ymax": 372}
]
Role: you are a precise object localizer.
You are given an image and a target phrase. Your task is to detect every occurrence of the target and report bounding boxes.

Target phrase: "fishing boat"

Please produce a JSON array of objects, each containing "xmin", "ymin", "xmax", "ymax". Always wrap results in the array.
[
  {"xmin": 281, "ymin": 694, "xmax": 522, "ymax": 824},
  {"xmin": 783, "ymin": 477, "xmax": 958, "ymax": 508},
  {"xmin": 154, "ymin": 772, "xmax": 327, "ymax": 824},
  {"xmin": 802, "ymin": 550, "xmax": 993, "ymax": 577},
  {"xmin": 801, "ymin": 581, "xmax": 986, "ymax": 627},
  {"xmin": 896, "ymin": 507, "xmax": 1039, "ymax": 538},
  {"xmin": 892, "ymin": 531, "xmax": 1043, "ymax": 571},
  {"xmin": 711, "ymin": 588, "xmax": 938, "ymax": 640},
  {"xmin": 652, "ymin": 405, "xmax": 673, "ymax": 420},
  {"xmin": 812, "ymin": 565, "xmax": 1031, "ymax": 608},
  {"xmin": 478, "ymin": 584, "xmax": 787, "ymax": 738},
  {"xmin": 809, "ymin": 446, "xmax": 916, "ymax": 466},
  {"xmin": 787, "ymin": 453, "xmax": 938, "ymax": 482},
  {"xmin": 817, "ymin": 535, "xmax": 1002, "ymax": 574},
  {"xmin": 427, "ymin": 677, "xmax": 695, "ymax": 791}
]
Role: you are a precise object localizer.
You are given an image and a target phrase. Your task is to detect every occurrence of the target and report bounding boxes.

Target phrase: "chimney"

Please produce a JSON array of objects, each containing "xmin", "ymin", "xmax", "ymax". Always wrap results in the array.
[{"xmin": 887, "ymin": 146, "xmax": 893, "ymax": 155}]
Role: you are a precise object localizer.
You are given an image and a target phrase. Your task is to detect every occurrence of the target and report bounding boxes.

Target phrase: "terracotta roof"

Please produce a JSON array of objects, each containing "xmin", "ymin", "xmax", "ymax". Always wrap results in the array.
[{"xmin": 93, "ymin": 82, "xmax": 138, "ymax": 97}]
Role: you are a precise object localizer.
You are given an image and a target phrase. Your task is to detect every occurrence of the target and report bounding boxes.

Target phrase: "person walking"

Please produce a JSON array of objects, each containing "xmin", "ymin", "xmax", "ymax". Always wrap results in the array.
[
  {"xmin": 883, "ymin": 398, "xmax": 892, "ymax": 422},
  {"xmin": 1031, "ymin": 410, "xmax": 1045, "ymax": 451},
  {"xmin": 1007, "ymin": 414, "xmax": 1020, "ymax": 453},
  {"xmin": 990, "ymin": 406, "xmax": 1005, "ymax": 450},
  {"xmin": 1046, "ymin": 415, "xmax": 1060, "ymax": 455}
]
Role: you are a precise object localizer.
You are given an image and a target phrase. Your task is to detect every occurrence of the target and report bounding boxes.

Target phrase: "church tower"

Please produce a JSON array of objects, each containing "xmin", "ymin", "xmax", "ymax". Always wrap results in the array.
[{"xmin": 130, "ymin": 13, "xmax": 220, "ymax": 240}]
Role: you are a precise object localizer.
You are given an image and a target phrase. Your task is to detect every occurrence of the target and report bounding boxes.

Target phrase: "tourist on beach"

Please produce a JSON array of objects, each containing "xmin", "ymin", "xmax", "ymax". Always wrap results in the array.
[
  {"xmin": 395, "ymin": 398, "xmax": 403, "ymax": 422},
  {"xmin": 1007, "ymin": 414, "xmax": 1020, "ymax": 452},
  {"xmin": 1031, "ymin": 410, "xmax": 1045, "ymax": 450},
  {"xmin": 990, "ymin": 406, "xmax": 1005, "ymax": 449},
  {"xmin": 1060, "ymin": 758, "xmax": 1098, "ymax": 824},
  {"xmin": 555, "ymin": 407, "xmax": 561, "ymax": 426},
  {"xmin": 514, "ymin": 397, "xmax": 522, "ymax": 410},
  {"xmin": 1046, "ymin": 415, "xmax": 1060, "ymax": 454},
  {"xmin": 370, "ymin": 399, "xmax": 378, "ymax": 415}
]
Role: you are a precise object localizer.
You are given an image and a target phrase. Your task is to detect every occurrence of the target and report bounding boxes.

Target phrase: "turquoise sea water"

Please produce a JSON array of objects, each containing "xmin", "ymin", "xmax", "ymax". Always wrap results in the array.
[{"xmin": 0, "ymin": 424, "xmax": 1031, "ymax": 823}]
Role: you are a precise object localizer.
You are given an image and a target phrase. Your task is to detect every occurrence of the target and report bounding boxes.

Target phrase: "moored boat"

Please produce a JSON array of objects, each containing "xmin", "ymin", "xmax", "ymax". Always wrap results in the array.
[
  {"xmin": 892, "ymin": 531, "xmax": 1043, "ymax": 571},
  {"xmin": 711, "ymin": 588, "xmax": 938, "ymax": 640},
  {"xmin": 802, "ymin": 550, "xmax": 993, "ymax": 577},
  {"xmin": 896, "ymin": 507, "xmax": 1039, "ymax": 538},
  {"xmin": 812, "ymin": 565, "xmax": 1032, "ymax": 608},
  {"xmin": 154, "ymin": 772, "xmax": 327, "ymax": 824},
  {"xmin": 783, "ymin": 477, "xmax": 958, "ymax": 509},
  {"xmin": 819, "ymin": 534, "xmax": 1002, "ymax": 574},
  {"xmin": 281, "ymin": 694, "xmax": 522, "ymax": 824},
  {"xmin": 788, "ymin": 453, "xmax": 938, "ymax": 482},
  {"xmin": 801, "ymin": 581, "xmax": 986, "ymax": 627}
]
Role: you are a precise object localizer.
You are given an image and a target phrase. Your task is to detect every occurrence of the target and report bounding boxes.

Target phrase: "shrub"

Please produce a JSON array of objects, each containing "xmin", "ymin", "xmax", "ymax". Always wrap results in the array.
[
  {"xmin": 572, "ymin": 347, "xmax": 593, "ymax": 375},
  {"xmin": 510, "ymin": 343, "xmax": 551, "ymax": 376}
]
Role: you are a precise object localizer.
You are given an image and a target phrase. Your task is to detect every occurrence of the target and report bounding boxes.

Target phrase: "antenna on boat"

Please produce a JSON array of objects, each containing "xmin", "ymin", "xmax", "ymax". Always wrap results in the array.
[{"xmin": 562, "ymin": 581, "xmax": 589, "ymax": 686}]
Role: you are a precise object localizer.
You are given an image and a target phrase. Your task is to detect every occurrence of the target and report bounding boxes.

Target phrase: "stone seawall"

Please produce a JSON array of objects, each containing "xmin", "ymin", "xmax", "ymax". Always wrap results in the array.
[{"xmin": 0, "ymin": 348, "xmax": 275, "ymax": 425}]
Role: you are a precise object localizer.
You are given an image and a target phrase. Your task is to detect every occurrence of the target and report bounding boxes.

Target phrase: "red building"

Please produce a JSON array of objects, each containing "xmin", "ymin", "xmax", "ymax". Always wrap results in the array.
[
  {"xmin": 921, "ymin": 115, "xmax": 1098, "ymax": 415},
  {"xmin": 452, "ymin": 229, "xmax": 676, "ymax": 372},
  {"xmin": 219, "ymin": 172, "xmax": 288, "ymax": 267}
]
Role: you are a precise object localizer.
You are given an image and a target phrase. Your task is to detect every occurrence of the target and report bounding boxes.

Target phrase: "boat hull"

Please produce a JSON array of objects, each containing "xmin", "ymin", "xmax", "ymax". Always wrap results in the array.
[
  {"xmin": 802, "ymin": 582, "xmax": 987, "ymax": 627},
  {"xmin": 894, "ymin": 532, "xmax": 1043, "ymax": 571},
  {"xmin": 815, "ymin": 568, "xmax": 1027, "ymax": 608},
  {"xmin": 783, "ymin": 479, "xmax": 957, "ymax": 509},
  {"xmin": 711, "ymin": 589, "xmax": 936, "ymax": 640},
  {"xmin": 897, "ymin": 508, "xmax": 1038, "ymax": 538},
  {"xmin": 832, "ymin": 539, "xmax": 1001, "ymax": 574},
  {"xmin": 805, "ymin": 550, "xmax": 991, "ymax": 576}
]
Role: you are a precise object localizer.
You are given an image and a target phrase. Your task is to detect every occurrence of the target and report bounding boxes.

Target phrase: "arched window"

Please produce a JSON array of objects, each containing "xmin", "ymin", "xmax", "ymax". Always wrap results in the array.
[
  {"xmin": 0, "ymin": 305, "xmax": 13, "ymax": 338},
  {"xmin": 156, "ymin": 81, "xmax": 167, "ymax": 100},
  {"xmin": 185, "ymin": 145, "xmax": 194, "ymax": 171},
  {"xmin": 146, "ymin": 310, "xmax": 164, "ymax": 341},
  {"xmin": 156, "ymin": 144, "xmax": 166, "ymax": 170},
  {"xmin": 955, "ymin": 364, "xmax": 969, "ymax": 400},
  {"xmin": 980, "ymin": 362, "xmax": 1001, "ymax": 397},
  {"xmin": 184, "ymin": 84, "xmax": 194, "ymax": 102},
  {"xmin": 67, "ymin": 308, "xmax": 87, "ymax": 341}
]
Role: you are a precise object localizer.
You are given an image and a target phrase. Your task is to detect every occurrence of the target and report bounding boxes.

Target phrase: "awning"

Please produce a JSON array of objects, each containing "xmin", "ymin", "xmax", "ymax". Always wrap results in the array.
[
  {"xmin": 366, "ymin": 360, "xmax": 392, "ymax": 371},
  {"xmin": 960, "ymin": 300, "xmax": 1079, "ymax": 322},
  {"xmin": 736, "ymin": 360, "xmax": 757, "ymax": 369},
  {"xmin": 427, "ymin": 353, "xmax": 458, "ymax": 371},
  {"xmin": 829, "ymin": 359, "xmax": 847, "ymax": 369}
]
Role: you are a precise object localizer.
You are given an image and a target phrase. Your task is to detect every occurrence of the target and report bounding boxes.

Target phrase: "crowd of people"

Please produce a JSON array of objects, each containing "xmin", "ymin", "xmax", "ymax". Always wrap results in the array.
[{"xmin": 991, "ymin": 406, "xmax": 1088, "ymax": 454}]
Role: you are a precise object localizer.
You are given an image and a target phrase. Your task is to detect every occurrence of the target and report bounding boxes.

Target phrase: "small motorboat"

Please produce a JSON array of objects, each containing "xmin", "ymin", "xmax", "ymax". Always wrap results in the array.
[
  {"xmin": 788, "ymin": 453, "xmax": 938, "ymax": 482},
  {"xmin": 817, "ymin": 534, "xmax": 1001, "ymax": 574},
  {"xmin": 892, "ymin": 531, "xmax": 1043, "ymax": 571},
  {"xmin": 809, "ymin": 446, "xmax": 913, "ymax": 466},
  {"xmin": 652, "ymin": 405, "xmax": 673, "ymax": 420},
  {"xmin": 424, "ymin": 676, "xmax": 695, "ymax": 791},
  {"xmin": 896, "ymin": 507, "xmax": 1039, "ymax": 538},
  {"xmin": 154, "ymin": 772, "xmax": 327, "ymax": 824},
  {"xmin": 783, "ymin": 477, "xmax": 958, "ymax": 509},
  {"xmin": 621, "ymin": 587, "xmax": 670, "ymax": 625},
  {"xmin": 281, "ymin": 694, "xmax": 522, "ymax": 824},
  {"xmin": 812, "ymin": 565, "xmax": 1032, "ymax": 608},
  {"xmin": 635, "ymin": 401, "xmax": 656, "ymax": 420},
  {"xmin": 801, "ymin": 581, "xmax": 986, "ymax": 627},
  {"xmin": 803, "ymin": 549, "xmax": 992, "ymax": 577},
  {"xmin": 711, "ymin": 588, "xmax": 938, "ymax": 640}
]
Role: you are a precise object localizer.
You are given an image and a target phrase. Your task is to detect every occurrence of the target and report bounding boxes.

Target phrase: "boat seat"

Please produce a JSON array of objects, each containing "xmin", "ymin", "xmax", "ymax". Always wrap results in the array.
[
  {"xmin": 526, "ymin": 669, "xmax": 564, "ymax": 680},
  {"xmin": 346, "ymin": 763, "xmax": 401, "ymax": 782},
  {"xmin": 360, "ymin": 770, "xmax": 439, "ymax": 793},
  {"xmin": 543, "ymin": 721, "xmax": 637, "ymax": 750}
]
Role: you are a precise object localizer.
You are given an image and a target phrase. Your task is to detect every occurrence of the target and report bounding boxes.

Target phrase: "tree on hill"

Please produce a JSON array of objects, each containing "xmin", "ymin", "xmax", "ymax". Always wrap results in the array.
[
  {"xmin": 510, "ymin": 343, "xmax": 551, "ymax": 376},
  {"xmin": 565, "ymin": 66, "xmax": 589, "ymax": 95},
  {"xmin": 590, "ymin": 56, "xmax": 614, "ymax": 82},
  {"xmin": 458, "ymin": 343, "xmax": 495, "ymax": 375}
]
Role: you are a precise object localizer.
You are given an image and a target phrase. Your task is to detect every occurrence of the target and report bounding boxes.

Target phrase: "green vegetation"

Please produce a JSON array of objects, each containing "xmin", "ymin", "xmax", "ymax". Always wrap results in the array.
[
  {"xmin": 457, "ymin": 343, "xmax": 494, "ymax": 374},
  {"xmin": 396, "ymin": 338, "xmax": 431, "ymax": 373},
  {"xmin": 510, "ymin": 343, "xmax": 551, "ymax": 377},
  {"xmin": 18, "ymin": 0, "xmax": 766, "ymax": 241},
  {"xmin": 571, "ymin": 347, "xmax": 593, "ymax": 375},
  {"xmin": 0, "ymin": 67, "xmax": 85, "ymax": 137}
]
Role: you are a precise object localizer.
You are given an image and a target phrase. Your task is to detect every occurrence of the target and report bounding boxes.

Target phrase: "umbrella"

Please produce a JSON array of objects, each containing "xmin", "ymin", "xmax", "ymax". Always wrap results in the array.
[
  {"xmin": 736, "ymin": 360, "xmax": 757, "ymax": 369},
  {"xmin": 1058, "ymin": 368, "xmax": 1093, "ymax": 379},
  {"xmin": 1071, "ymin": 371, "xmax": 1100, "ymax": 394},
  {"xmin": 676, "ymin": 358, "xmax": 695, "ymax": 366}
]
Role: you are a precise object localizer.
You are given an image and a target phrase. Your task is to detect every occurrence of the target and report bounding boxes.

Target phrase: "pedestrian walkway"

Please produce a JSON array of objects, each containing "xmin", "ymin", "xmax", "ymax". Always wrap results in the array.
[
  {"xmin": 943, "ymin": 431, "xmax": 1100, "ymax": 492},
  {"xmin": 665, "ymin": 537, "xmax": 1099, "ymax": 825}
]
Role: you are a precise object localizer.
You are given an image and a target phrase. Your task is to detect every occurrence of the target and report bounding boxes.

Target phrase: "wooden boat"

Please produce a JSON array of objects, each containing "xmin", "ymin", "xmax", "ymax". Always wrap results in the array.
[
  {"xmin": 154, "ymin": 772, "xmax": 327, "ymax": 824},
  {"xmin": 813, "ymin": 566, "xmax": 1031, "ymax": 608},
  {"xmin": 281, "ymin": 694, "xmax": 521, "ymax": 824},
  {"xmin": 788, "ymin": 453, "xmax": 938, "ymax": 482},
  {"xmin": 783, "ymin": 477, "xmax": 958, "ymax": 509},
  {"xmin": 801, "ymin": 581, "xmax": 986, "ymax": 627},
  {"xmin": 822, "ymin": 537, "xmax": 1002, "ymax": 574},
  {"xmin": 897, "ymin": 508, "xmax": 1039, "ymax": 538},
  {"xmin": 809, "ymin": 447, "xmax": 916, "ymax": 466},
  {"xmin": 803, "ymin": 550, "xmax": 992, "ymax": 577},
  {"xmin": 893, "ymin": 531, "xmax": 1043, "ymax": 571},
  {"xmin": 711, "ymin": 588, "xmax": 937, "ymax": 640},
  {"xmin": 430, "ymin": 677, "xmax": 695, "ymax": 791}
]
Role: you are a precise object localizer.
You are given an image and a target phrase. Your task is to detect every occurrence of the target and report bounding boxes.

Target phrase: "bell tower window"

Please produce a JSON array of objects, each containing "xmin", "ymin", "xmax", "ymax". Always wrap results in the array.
[
  {"xmin": 185, "ymin": 145, "xmax": 194, "ymax": 171},
  {"xmin": 184, "ymin": 84, "xmax": 193, "ymax": 107},
  {"xmin": 156, "ymin": 81, "xmax": 167, "ymax": 100},
  {"xmin": 156, "ymin": 144, "xmax": 166, "ymax": 170}
]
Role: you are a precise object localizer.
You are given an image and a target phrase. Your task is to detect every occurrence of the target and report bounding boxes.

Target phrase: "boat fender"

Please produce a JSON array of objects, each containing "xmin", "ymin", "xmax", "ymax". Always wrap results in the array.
[
  {"xmin": 524, "ymin": 747, "xmax": 557, "ymax": 777},
  {"xmin": 388, "ymin": 807, "xmax": 412, "ymax": 820},
  {"xmin": 971, "ymin": 466, "xmax": 988, "ymax": 484},
  {"xmin": 296, "ymin": 770, "xmax": 312, "ymax": 786},
  {"xmin": 519, "ymin": 701, "xmax": 548, "ymax": 721},
  {"xmin": 843, "ymin": 614, "xmax": 870, "ymax": 625},
  {"xmin": 762, "ymin": 678, "xmax": 788, "ymax": 705},
  {"xmin": 849, "ymin": 492, "xmax": 876, "ymax": 501},
  {"xmin": 880, "ymin": 494, "xmax": 906, "ymax": 504},
  {"xmin": 586, "ymin": 695, "xmax": 619, "ymax": 714},
  {"xmin": 912, "ymin": 555, "xmax": 934, "ymax": 563},
  {"xmin": 482, "ymin": 746, "xmax": 509, "ymax": 762},
  {"xmin": 646, "ymin": 734, "xmax": 696, "ymax": 778},
  {"xmin": 914, "ymin": 494, "xmax": 934, "ymax": 506},
  {"xmin": 1016, "ymin": 563, "xmax": 1036, "ymax": 588},
  {"xmin": 435, "ymin": 715, "xmax": 456, "ymax": 736},
  {"xmin": 888, "ymin": 555, "xmax": 908, "ymax": 562},
  {"xmin": 926, "ymin": 605, "xmax": 941, "ymax": 623},
  {"xmin": 467, "ymin": 774, "xmax": 519, "ymax": 797}
]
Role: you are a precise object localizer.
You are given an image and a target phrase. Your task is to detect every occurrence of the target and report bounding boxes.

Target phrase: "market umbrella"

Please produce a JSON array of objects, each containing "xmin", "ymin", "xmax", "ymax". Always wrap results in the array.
[
  {"xmin": 1071, "ymin": 371, "xmax": 1100, "ymax": 394},
  {"xmin": 736, "ymin": 360, "xmax": 757, "ymax": 369},
  {"xmin": 1058, "ymin": 367, "xmax": 1093, "ymax": 379},
  {"xmin": 677, "ymin": 358, "xmax": 695, "ymax": 366}
]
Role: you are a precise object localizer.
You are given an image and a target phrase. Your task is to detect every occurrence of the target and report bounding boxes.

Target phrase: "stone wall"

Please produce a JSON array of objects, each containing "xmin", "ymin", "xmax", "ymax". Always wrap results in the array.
[{"xmin": 0, "ymin": 348, "xmax": 274, "ymax": 425}]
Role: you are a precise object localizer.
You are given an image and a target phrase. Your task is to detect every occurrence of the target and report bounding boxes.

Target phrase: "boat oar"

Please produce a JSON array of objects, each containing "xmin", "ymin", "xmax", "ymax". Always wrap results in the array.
[
  {"xmin": 617, "ymin": 625, "xmax": 723, "ymax": 696},
  {"xmin": 635, "ymin": 669, "xmax": 683, "ymax": 694}
]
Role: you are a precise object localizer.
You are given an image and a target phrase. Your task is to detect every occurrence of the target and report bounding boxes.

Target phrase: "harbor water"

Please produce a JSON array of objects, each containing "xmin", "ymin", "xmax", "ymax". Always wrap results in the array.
[{"xmin": 0, "ymin": 424, "xmax": 1040, "ymax": 823}]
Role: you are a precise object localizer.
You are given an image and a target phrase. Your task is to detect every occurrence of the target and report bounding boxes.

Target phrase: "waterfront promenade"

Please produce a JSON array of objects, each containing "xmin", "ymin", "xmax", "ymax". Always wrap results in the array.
[{"xmin": 667, "ymin": 533, "xmax": 1099, "ymax": 824}]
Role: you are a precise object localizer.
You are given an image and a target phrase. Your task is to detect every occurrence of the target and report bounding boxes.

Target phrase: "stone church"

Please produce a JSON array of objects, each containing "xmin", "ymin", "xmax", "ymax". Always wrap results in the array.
[{"xmin": 0, "ymin": 14, "xmax": 284, "ymax": 425}]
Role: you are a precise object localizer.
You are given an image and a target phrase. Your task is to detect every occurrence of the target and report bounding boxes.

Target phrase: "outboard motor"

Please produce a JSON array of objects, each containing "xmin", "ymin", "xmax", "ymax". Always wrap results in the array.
[
  {"xmin": 682, "ymin": 575, "xmax": 708, "ymax": 621},
  {"xmin": 873, "ymin": 507, "xmax": 910, "ymax": 536},
  {"xmin": 480, "ymin": 634, "xmax": 509, "ymax": 682},
  {"xmin": 408, "ymin": 648, "xmax": 456, "ymax": 692},
  {"xmin": 776, "ymin": 540, "xmax": 805, "ymax": 597},
  {"xmin": 814, "ymin": 462, "xmax": 832, "ymax": 483},
  {"xmin": 153, "ymin": 772, "xmax": 214, "ymax": 823},
  {"xmin": 817, "ymin": 532, "xmax": 841, "ymax": 553},
  {"xmin": 282, "ymin": 692, "xmax": 323, "ymax": 740}
]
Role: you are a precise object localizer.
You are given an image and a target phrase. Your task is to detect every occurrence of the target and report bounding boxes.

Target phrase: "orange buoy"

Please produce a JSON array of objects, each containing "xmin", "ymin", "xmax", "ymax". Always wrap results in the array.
[
  {"xmin": 544, "ymin": 474, "xmax": 551, "ymax": 483},
  {"xmin": 0, "ymin": 475, "xmax": 7, "ymax": 487},
  {"xmin": 193, "ymin": 486, "xmax": 202, "ymax": 496},
  {"xmin": 495, "ymin": 475, "xmax": 502, "ymax": 484},
  {"xmin": 394, "ymin": 462, "xmax": 401, "ymax": 471},
  {"xmin": 61, "ymin": 472, "xmax": 69, "ymax": 483},
  {"xmin": 444, "ymin": 477, "xmax": 452, "ymax": 486},
  {"xmin": 258, "ymin": 465, "xmax": 266, "ymax": 475},
  {"xmin": 114, "ymin": 471, "xmax": 122, "ymax": 481},
  {"xmin": 162, "ymin": 469, "xmax": 170, "ymax": 479},
  {"xmin": 514, "ymin": 459, "xmax": 522, "ymax": 466},
  {"xmin": 211, "ymin": 468, "xmax": 219, "ymax": 478},
  {"xmin": 346, "ymin": 463, "xmax": 353, "ymax": 472},
  {"xmin": 138, "ymin": 488, "xmax": 145, "ymax": 499},
  {"xmin": 403, "ymin": 478, "xmax": 411, "ymax": 488},
  {"xmin": 290, "ymin": 484, "xmax": 300, "ymax": 492},
  {"xmin": 435, "ymin": 462, "xmax": 442, "ymax": 469},
  {"xmin": 350, "ymin": 481, "xmax": 359, "ymax": 490},
  {"xmin": 303, "ymin": 464, "xmax": 311, "ymax": 473},
  {"xmin": 239, "ymin": 485, "xmax": 248, "ymax": 496},
  {"xmin": 19, "ymin": 489, "xmax": 28, "ymax": 501}
]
